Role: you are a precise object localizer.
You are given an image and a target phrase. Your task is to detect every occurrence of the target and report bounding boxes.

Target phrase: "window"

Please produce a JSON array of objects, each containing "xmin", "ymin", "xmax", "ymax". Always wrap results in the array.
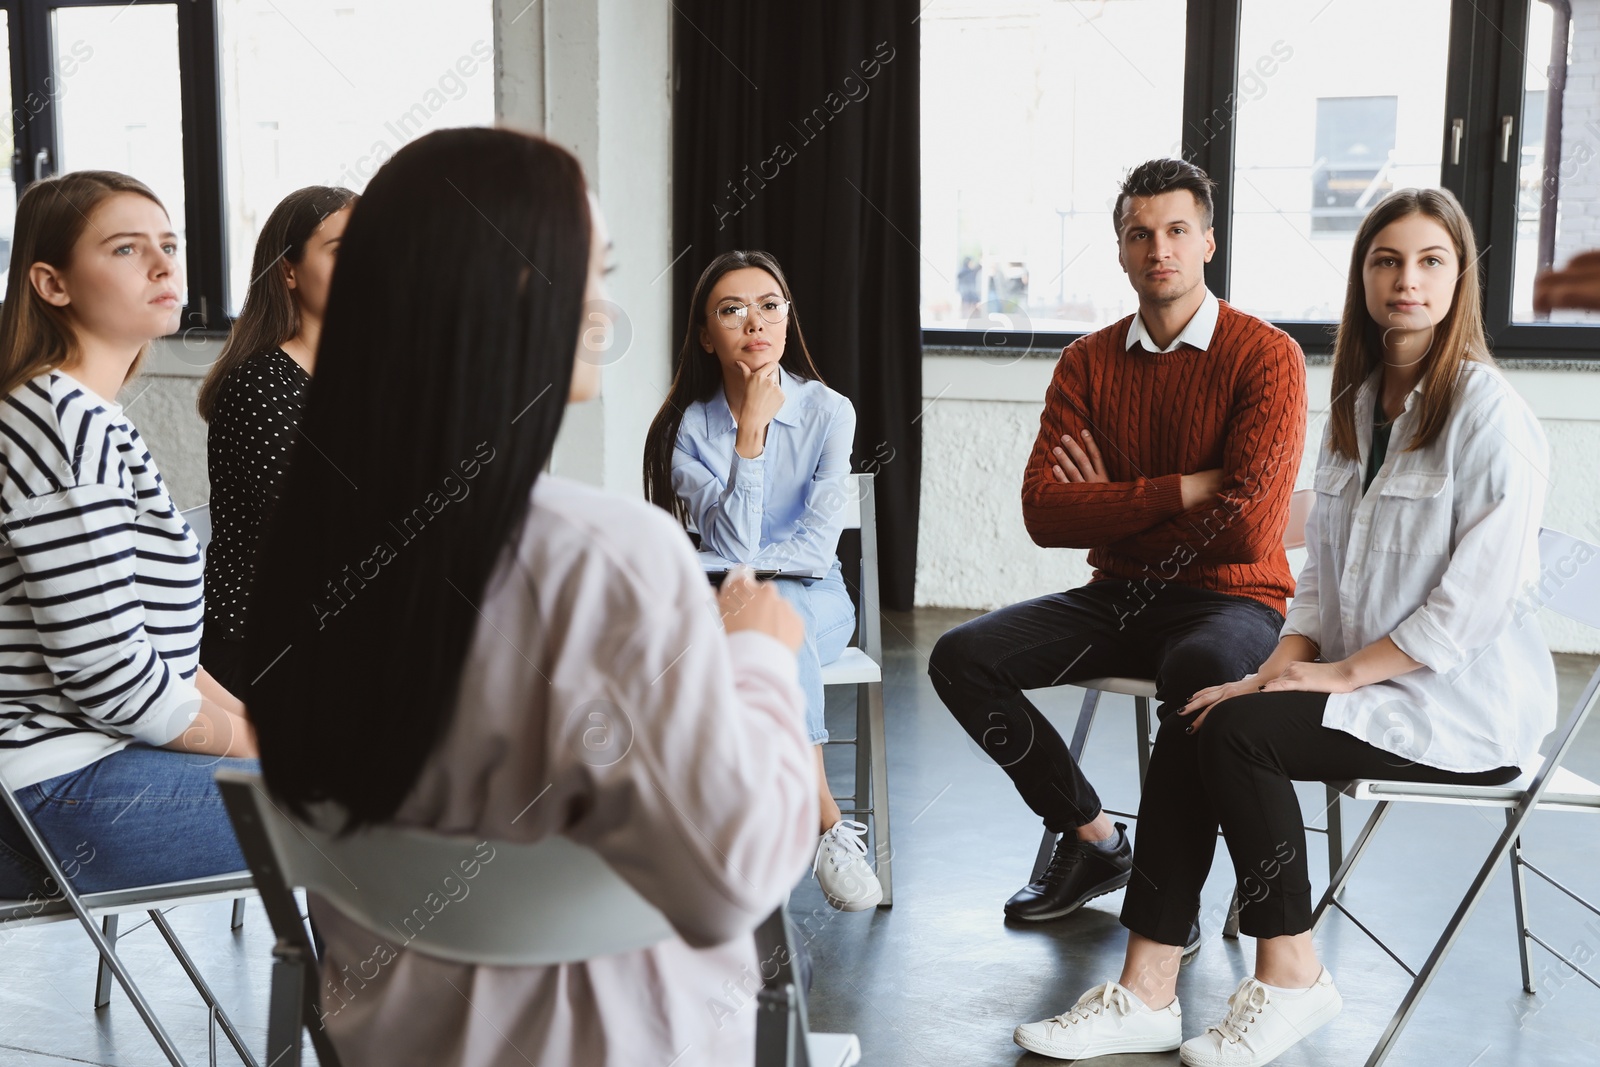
[
  {"xmin": 919, "ymin": 0, "xmax": 1187, "ymax": 347},
  {"xmin": 1310, "ymin": 97, "xmax": 1399, "ymax": 233},
  {"xmin": 1230, "ymin": 0, "xmax": 1448, "ymax": 324},
  {"xmin": 1509, "ymin": 0, "xmax": 1600, "ymax": 325},
  {"xmin": 1, "ymin": 0, "xmax": 493, "ymax": 328},
  {"xmin": 217, "ymin": 0, "xmax": 495, "ymax": 313},
  {"xmin": 922, "ymin": 0, "xmax": 1596, "ymax": 358}
]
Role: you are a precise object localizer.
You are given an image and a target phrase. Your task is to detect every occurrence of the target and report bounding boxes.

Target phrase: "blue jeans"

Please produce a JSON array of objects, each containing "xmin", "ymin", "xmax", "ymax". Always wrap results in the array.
[
  {"xmin": 0, "ymin": 744, "xmax": 257, "ymax": 897},
  {"xmin": 773, "ymin": 563, "xmax": 856, "ymax": 744}
]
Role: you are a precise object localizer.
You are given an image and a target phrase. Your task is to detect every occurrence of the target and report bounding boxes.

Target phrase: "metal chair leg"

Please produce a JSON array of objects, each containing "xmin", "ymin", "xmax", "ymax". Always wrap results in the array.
[
  {"xmin": 266, "ymin": 941, "xmax": 310, "ymax": 1067},
  {"xmin": 1507, "ymin": 809, "xmax": 1534, "ymax": 994},
  {"xmin": 1033, "ymin": 687, "xmax": 1106, "ymax": 882},
  {"xmin": 1325, "ymin": 785, "xmax": 1343, "ymax": 882},
  {"xmin": 1313, "ymin": 800, "xmax": 1391, "ymax": 935},
  {"xmin": 231, "ymin": 897, "xmax": 246, "ymax": 931},
  {"xmin": 866, "ymin": 678, "xmax": 892, "ymax": 906},
  {"xmin": 1223, "ymin": 888, "xmax": 1242, "ymax": 940},
  {"xmin": 94, "ymin": 913, "xmax": 119, "ymax": 1009},
  {"xmin": 1133, "ymin": 696, "xmax": 1152, "ymax": 789},
  {"xmin": 150, "ymin": 909, "xmax": 261, "ymax": 1066}
]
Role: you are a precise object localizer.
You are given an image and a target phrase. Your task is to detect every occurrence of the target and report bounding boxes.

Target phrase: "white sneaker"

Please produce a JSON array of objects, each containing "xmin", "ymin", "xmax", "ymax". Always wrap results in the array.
[
  {"xmin": 1013, "ymin": 981, "xmax": 1182, "ymax": 1059},
  {"xmin": 1180, "ymin": 969, "xmax": 1342, "ymax": 1066},
  {"xmin": 814, "ymin": 820, "xmax": 883, "ymax": 911}
]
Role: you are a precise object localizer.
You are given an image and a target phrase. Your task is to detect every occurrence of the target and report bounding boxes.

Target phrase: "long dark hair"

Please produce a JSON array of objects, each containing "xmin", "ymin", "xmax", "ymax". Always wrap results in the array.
[
  {"xmin": 0, "ymin": 171, "xmax": 167, "ymax": 399},
  {"xmin": 643, "ymin": 250, "xmax": 824, "ymax": 526},
  {"xmin": 197, "ymin": 185, "xmax": 357, "ymax": 420},
  {"xmin": 244, "ymin": 128, "xmax": 590, "ymax": 826},
  {"xmin": 1329, "ymin": 187, "xmax": 1491, "ymax": 460}
]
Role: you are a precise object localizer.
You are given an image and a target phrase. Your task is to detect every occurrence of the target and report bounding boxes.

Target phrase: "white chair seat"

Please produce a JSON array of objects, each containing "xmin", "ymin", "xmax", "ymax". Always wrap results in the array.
[
  {"xmin": 820, "ymin": 647, "xmax": 881, "ymax": 686},
  {"xmin": 807, "ymin": 1032, "xmax": 862, "ymax": 1067},
  {"xmin": 1338, "ymin": 755, "xmax": 1600, "ymax": 814},
  {"xmin": 1076, "ymin": 676, "xmax": 1158, "ymax": 699}
]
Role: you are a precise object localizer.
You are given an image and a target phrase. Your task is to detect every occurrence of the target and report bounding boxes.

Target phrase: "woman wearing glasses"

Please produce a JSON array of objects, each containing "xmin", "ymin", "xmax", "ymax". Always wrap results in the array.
[{"xmin": 644, "ymin": 251, "xmax": 882, "ymax": 911}]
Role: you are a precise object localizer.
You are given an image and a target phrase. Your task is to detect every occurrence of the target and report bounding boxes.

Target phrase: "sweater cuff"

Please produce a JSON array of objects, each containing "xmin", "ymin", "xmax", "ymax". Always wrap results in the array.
[{"xmin": 1148, "ymin": 473, "xmax": 1185, "ymax": 518}]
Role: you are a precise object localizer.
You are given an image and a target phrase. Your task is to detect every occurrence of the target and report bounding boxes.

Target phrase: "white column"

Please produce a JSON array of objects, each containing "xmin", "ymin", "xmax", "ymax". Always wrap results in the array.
[{"xmin": 495, "ymin": 0, "xmax": 674, "ymax": 497}]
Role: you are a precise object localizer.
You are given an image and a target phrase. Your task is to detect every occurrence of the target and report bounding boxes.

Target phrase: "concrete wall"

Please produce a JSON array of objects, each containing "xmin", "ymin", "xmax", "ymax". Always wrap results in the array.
[{"xmin": 916, "ymin": 354, "xmax": 1600, "ymax": 654}]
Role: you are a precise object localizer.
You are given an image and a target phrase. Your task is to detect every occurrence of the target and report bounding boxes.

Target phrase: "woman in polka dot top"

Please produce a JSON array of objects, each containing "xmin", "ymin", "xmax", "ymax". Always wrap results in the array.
[{"xmin": 198, "ymin": 186, "xmax": 356, "ymax": 693}]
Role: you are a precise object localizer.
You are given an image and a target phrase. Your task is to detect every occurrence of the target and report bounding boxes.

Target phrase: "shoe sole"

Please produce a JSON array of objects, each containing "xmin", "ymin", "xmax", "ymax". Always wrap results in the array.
[
  {"xmin": 823, "ymin": 884, "xmax": 884, "ymax": 912},
  {"xmin": 1014, "ymin": 1026, "xmax": 1181, "ymax": 1058},
  {"xmin": 1004, "ymin": 868, "xmax": 1133, "ymax": 923},
  {"xmin": 1177, "ymin": 991, "xmax": 1342, "ymax": 1067}
]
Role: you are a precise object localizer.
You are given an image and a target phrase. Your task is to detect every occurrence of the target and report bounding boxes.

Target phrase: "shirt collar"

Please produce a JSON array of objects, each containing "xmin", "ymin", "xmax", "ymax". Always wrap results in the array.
[
  {"xmin": 1356, "ymin": 366, "xmax": 1426, "ymax": 417},
  {"xmin": 1125, "ymin": 288, "xmax": 1220, "ymax": 354},
  {"xmin": 709, "ymin": 365, "xmax": 799, "ymax": 434}
]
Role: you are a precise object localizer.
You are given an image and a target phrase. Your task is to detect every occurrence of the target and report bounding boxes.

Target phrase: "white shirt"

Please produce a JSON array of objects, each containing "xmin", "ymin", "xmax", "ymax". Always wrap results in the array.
[
  {"xmin": 1125, "ymin": 288, "xmax": 1220, "ymax": 353},
  {"xmin": 1283, "ymin": 361, "xmax": 1557, "ymax": 773},
  {"xmin": 671, "ymin": 368, "xmax": 856, "ymax": 577}
]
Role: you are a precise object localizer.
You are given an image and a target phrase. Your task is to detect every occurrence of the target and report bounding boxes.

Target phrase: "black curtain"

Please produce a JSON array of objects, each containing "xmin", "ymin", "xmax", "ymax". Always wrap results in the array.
[{"xmin": 672, "ymin": 2, "xmax": 922, "ymax": 610}]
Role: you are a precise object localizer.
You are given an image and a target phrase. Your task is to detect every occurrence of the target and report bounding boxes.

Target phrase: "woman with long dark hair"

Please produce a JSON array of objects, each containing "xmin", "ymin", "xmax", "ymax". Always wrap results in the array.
[
  {"xmin": 0, "ymin": 171, "xmax": 256, "ymax": 898},
  {"xmin": 245, "ymin": 129, "xmax": 817, "ymax": 1067},
  {"xmin": 197, "ymin": 186, "xmax": 356, "ymax": 692},
  {"xmin": 643, "ymin": 250, "xmax": 882, "ymax": 911},
  {"xmin": 1013, "ymin": 188, "xmax": 1556, "ymax": 1065}
]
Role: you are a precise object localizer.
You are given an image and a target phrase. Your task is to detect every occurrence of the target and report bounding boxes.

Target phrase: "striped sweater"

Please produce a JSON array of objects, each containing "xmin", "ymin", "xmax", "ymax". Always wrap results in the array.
[
  {"xmin": 0, "ymin": 370, "xmax": 203, "ymax": 788},
  {"xmin": 1021, "ymin": 300, "xmax": 1308, "ymax": 614}
]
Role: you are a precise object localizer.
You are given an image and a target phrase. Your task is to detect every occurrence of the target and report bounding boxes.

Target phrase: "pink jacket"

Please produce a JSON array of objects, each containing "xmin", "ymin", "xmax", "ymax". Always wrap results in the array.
[{"xmin": 311, "ymin": 475, "xmax": 817, "ymax": 1066}]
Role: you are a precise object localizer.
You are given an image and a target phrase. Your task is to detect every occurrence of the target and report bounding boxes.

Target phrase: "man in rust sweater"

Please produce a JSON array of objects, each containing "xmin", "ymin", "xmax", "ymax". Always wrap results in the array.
[{"xmin": 929, "ymin": 159, "xmax": 1306, "ymax": 931}]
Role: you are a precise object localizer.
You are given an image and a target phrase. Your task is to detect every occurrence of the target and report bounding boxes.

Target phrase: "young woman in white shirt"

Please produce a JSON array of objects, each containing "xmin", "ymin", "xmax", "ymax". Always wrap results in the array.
[
  {"xmin": 643, "ymin": 250, "xmax": 883, "ymax": 911},
  {"xmin": 1013, "ymin": 187, "xmax": 1556, "ymax": 1066},
  {"xmin": 0, "ymin": 171, "xmax": 256, "ymax": 897}
]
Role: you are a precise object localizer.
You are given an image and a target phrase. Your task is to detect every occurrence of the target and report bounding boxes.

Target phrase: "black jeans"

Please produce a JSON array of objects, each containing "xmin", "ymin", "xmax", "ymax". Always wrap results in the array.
[
  {"xmin": 928, "ymin": 579, "xmax": 1285, "ymax": 834},
  {"xmin": 1120, "ymin": 690, "xmax": 1520, "ymax": 945}
]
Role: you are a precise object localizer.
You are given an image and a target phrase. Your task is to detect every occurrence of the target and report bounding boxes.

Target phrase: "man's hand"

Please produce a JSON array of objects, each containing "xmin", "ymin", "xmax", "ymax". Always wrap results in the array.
[
  {"xmin": 1180, "ymin": 468, "xmax": 1224, "ymax": 509},
  {"xmin": 1533, "ymin": 250, "xmax": 1600, "ymax": 313},
  {"xmin": 1049, "ymin": 429, "xmax": 1109, "ymax": 484}
]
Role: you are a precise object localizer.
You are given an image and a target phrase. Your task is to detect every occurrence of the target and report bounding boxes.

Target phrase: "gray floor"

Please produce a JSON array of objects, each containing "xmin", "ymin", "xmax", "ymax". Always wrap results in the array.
[{"xmin": 1, "ymin": 605, "xmax": 1597, "ymax": 1066}]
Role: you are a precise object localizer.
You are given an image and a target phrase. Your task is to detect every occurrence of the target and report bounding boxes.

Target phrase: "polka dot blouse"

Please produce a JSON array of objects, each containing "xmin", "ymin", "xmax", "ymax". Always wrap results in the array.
[{"xmin": 204, "ymin": 348, "xmax": 310, "ymax": 643}]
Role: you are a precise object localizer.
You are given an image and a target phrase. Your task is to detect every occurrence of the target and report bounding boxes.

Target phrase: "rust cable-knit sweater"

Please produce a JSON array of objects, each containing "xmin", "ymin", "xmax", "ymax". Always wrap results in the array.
[{"xmin": 1021, "ymin": 299, "xmax": 1308, "ymax": 615}]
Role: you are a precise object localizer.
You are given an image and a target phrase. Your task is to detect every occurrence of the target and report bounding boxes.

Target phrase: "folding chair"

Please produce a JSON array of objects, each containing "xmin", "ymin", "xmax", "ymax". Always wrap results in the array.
[
  {"xmin": 214, "ymin": 769, "xmax": 862, "ymax": 1067},
  {"xmin": 0, "ymin": 773, "xmax": 259, "ymax": 1066},
  {"xmin": 820, "ymin": 472, "xmax": 892, "ymax": 905},
  {"xmin": 1030, "ymin": 490, "xmax": 1339, "ymax": 938},
  {"xmin": 1312, "ymin": 527, "xmax": 1600, "ymax": 1066}
]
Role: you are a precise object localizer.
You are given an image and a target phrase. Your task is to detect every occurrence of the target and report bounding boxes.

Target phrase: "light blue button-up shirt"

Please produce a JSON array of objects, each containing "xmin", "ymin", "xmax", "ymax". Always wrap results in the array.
[{"xmin": 671, "ymin": 368, "xmax": 856, "ymax": 578}]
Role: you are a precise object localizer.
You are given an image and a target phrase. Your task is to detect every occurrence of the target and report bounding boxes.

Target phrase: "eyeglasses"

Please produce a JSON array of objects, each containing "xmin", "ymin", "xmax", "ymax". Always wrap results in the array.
[{"xmin": 713, "ymin": 298, "xmax": 791, "ymax": 330}]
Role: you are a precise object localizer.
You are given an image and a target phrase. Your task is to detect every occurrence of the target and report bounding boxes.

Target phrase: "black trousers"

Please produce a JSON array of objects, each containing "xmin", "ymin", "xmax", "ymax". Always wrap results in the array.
[
  {"xmin": 1120, "ymin": 691, "xmax": 1520, "ymax": 944},
  {"xmin": 928, "ymin": 580, "xmax": 1285, "ymax": 834}
]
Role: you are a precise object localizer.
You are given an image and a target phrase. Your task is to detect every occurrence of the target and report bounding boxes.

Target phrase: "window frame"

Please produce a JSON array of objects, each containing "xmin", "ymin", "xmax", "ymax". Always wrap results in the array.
[
  {"xmin": 4, "ymin": 0, "xmax": 227, "ymax": 332},
  {"xmin": 921, "ymin": 0, "xmax": 1598, "ymax": 361}
]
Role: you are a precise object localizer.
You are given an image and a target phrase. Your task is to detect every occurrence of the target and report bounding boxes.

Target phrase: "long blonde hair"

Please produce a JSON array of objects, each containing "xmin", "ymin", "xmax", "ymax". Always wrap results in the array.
[
  {"xmin": 0, "ymin": 171, "xmax": 170, "ymax": 400},
  {"xmin": 1328, "ymin": 187, "xmax": 1492, "ymax": 460}
]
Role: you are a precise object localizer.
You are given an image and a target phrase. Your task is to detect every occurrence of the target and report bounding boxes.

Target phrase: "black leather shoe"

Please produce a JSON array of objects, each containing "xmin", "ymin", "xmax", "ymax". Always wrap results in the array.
[{"xmin": 1004, "ymin": 822, "xmax": 1132, "ymax": 922}]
